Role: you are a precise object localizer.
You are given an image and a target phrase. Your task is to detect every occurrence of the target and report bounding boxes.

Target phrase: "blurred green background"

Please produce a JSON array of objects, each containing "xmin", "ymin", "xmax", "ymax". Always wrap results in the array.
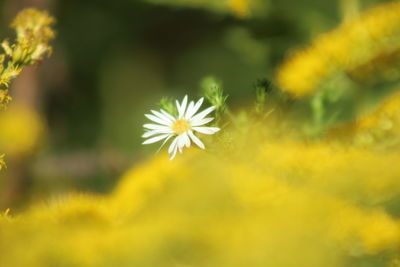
[{"xmin": 0, "ymin": 0, "xmax": 390, "ymax": 208}]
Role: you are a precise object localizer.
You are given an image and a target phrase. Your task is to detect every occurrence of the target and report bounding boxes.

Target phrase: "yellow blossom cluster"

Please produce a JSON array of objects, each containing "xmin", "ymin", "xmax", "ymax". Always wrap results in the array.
[
  {"xmin": 276, "ymin": 1, "xmax": 400, "ymax": 98},
  {"xmin": 330, "ymin": 91, "xmax": 400, "ymax": 148},
  {"xmin": 0, "ymin": 8, "xmax": 55, "ymax": 109},
  {"xmin": 0, "ymin": 105, "xmax": 45, "ymax": 157}
]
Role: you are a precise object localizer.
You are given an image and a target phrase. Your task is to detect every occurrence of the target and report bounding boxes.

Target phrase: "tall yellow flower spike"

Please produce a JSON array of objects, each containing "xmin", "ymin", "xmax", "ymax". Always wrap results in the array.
[
  {"xmin": 330, "ymin": 90, "xmax": 400, "ymax": 147},
  {"xmin": 276, "ymin": 1, "xmax": 400, "ymax": 98}
]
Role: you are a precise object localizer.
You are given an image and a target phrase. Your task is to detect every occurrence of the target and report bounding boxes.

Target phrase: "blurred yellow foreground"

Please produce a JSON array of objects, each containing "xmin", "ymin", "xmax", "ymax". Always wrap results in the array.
[{"xmin": 1, "ymin": 95, "xmax": 400, "ymax": 266}]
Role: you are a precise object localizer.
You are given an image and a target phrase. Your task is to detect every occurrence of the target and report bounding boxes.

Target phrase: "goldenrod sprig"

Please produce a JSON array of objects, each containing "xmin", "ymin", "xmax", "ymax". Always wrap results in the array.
[
  {"xmin": 0, "ymin": 8, "xmax": 55, "ymax": 109},
  {"xmin": 0, "ymin": 8, "xmax": 55, "ymax": 170},
  {"xmin": 276, "ymin": 1, "xmax": 400, "ymax": 98}
]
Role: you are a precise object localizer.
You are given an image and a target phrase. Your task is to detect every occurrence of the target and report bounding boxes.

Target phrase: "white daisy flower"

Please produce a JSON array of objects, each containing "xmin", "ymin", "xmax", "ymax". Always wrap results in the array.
[{"xmin": 142, "ymin": 95, "xmax": 220, "ymax": 160}]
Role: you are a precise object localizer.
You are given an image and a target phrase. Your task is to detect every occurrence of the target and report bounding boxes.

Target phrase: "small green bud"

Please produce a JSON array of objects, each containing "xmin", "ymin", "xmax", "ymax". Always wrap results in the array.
[
  {"xmin": 200, "ymin": 76, "xmax": 228, "ymax": 124},
  {"xmin": 254, "ymin": 79, "xmax": 271, "ymax": 114},
  {"xmin": 159, "ymin": 97, "xmax": 177, "ymax": 117}
]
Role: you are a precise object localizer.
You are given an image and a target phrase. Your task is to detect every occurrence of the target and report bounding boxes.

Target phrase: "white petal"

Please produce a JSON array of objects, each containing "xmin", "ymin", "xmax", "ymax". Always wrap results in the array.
[
  {"xmin": 188, "ymin": 130, "xmax": 205, "ymax": 149},
  {"xmin": 191, "ymin": 117, "xmax": 214, "ymax": 127},
  {"xmin": 186, "ymin": 98, "xmax": 204, "ymax": 119},
  {"xmin": 145, "ymin": 114, "xmax": 171, "ymax": 126},
  {"xmin": 142, "ymin": 134, "xmax": 170, "ymax": 145},
  {"xmin": 143, "ymin": 124, "xmax": 170, "ymax": 130},
  {"xmin": 182, "ymin": 132, "xmax": 191, "ymax": 148},
  {"xmin": 177, "ymin": 95, "xmax": 188, "ymax": 119},
  {"xmin": 175, "ymin": 100, "xmax": 181, "ymax": 114},
  {"xmin": 169, "ymin": 144, "xmax": 178, "ymax": 160},
  {"xmin": 160, "ymin": 109, "xmax": 176, "ymax": 121},
  {"xmin": 151, "ymin": 110, "xmax": 173, "ymax": 123},
  {"xmin": 142, "ymin": 129, "xmax": 173, "ymax": 138},
  {"xmin": 192, "ymin": 126, "xmax": 220, "ymax": 135},
  {"xmin": 168, "ymin": 136, "xmax": 179, "ymax": 154},
  {"xmin": 177, "ymin": 134, "xmax": 186, "ymax": 152},
  {"xmin": 168, "ymin": 137, "xmax": 179, "ymax": 160},
  {"xmin": 156, "ymin": 134, "xmax": 173, "ymax": 153},
  {"xmin": 184, "ymin": 101, "xmax": 195, "ymax": 119},
  {"xmin": 190, "ymin": 106, "xmax": 216, "ymax": 122}
]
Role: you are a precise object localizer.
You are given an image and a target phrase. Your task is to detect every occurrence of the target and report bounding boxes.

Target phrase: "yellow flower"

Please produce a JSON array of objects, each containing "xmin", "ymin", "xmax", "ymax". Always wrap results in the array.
[
  {"xmin": 0, "ymin": 90, "xmax": 12, "ymax": 110},
  {"xmin": 0, "ymin": 8, "xmax": 55, "ymax": 111},
  {"xmin": 227, "ymin": 0, "xmax": 251, "ymax": 18},
  {"xmin": 12, "ymin": 8, "xmax": 55, "ymax": 44},
  {"xmin": 330, "ymin": 90, "xmax": 400, "ymax": 147},
  {"xmin": 276, "ymin": 1, "xmax": 400, "ymax": 97},
  {"xmin": 0, "ymin": 105, "xmax": 45, "ymax": 156},
  {"xmin": 9, "ymin": 8, "xmax": 55, "ymax": 65}
]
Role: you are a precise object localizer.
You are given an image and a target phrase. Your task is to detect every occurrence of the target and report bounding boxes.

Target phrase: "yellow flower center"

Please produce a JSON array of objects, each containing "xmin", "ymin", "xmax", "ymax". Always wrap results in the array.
[{"xmin": 172, "ymin": 119, "xmax": 191, "ymax": 135}]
